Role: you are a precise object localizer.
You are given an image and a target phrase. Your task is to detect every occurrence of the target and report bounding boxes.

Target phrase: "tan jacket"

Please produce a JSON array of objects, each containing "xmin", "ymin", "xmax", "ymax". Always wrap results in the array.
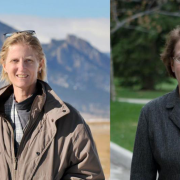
[{"xmin": 0, "ymin": 80, "xmax": 105, "ymax": 180}]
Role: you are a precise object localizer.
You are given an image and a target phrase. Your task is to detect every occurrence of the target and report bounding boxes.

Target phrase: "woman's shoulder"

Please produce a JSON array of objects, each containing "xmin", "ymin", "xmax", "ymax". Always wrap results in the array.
[
  {"xmin": 64, "ymin": 102, "xmax": 78, "ymax": 113},
  {"xmin": 39, "ymin": 80, "xmax": 85, "ymax": 124},
  {"xmin": 63, "ymin": 102, "xmax": 85, "ymax": 124},
  {"xmin": 136, "ymin": 88, "xmax": 178, "ymax": 128},
  {"xmin": 57, "ymin": 102, "xmax": 92, "ymax": 140},
  {"xmin": 142, "ymin": 88, "xmax": 177, "ymax": 114}
]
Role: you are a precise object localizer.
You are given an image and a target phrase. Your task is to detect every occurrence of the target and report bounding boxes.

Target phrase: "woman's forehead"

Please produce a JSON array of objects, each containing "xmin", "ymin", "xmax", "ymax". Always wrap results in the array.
[
  {"xmin": 9, "ymin": 43, "xmax": 31, "ymax": 50},
  {"xmin": 7, "ymin": 44, "xmax": 37, "ymax": 58}
]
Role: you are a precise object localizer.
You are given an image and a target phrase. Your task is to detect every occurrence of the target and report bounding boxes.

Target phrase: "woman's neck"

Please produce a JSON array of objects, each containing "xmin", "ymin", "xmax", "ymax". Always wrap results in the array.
[{"xmin": 13, "ymin": 84, "xmax": 36, "ymax": 103}]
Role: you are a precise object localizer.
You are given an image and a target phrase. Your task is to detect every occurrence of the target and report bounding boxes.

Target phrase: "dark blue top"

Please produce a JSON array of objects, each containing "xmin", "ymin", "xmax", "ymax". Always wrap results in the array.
[{"xmin": 14, "ymin": 89, "xmax": 38, "ymax": 131}]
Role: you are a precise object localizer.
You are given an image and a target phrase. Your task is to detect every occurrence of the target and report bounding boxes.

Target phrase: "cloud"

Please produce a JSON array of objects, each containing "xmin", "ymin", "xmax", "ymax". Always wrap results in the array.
[{"xmin": 0, "ymin": 15, "xmax": 110, "ymax": 52}]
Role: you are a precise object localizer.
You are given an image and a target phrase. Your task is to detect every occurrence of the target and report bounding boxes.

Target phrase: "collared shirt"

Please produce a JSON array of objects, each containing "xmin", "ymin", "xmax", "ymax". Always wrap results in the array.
[
  {"xmin": 4, "ymin": 90, "xmax": 38, "ymax": 154},
  {"xmin": 14, "ymin": 91, "xmax": 38, "ymax": 131},
  {"xmin": 4, "ymin": 94, "xmax": 23, "ymax": 154}
]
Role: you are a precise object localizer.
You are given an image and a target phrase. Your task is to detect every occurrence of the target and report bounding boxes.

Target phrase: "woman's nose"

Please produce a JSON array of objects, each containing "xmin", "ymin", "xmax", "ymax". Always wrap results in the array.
[{"xmin": 18, "ymin": 61, "xmax": 26, "ymax": 70}]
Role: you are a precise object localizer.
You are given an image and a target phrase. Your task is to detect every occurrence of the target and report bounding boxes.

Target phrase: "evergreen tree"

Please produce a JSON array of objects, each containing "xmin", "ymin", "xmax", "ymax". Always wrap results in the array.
[{"xmin": 111, "ymin": 0, "xmax": 180, "ymax": 90}]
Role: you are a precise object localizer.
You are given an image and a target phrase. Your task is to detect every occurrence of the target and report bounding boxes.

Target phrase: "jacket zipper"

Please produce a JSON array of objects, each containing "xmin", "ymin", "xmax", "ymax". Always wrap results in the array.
[
  {"xmin": 16, "ymin": 111, "xmax": 41, "ymax": 157},
  {"xmin": 14, "ymin": 156, "xmax": 18, "ymax": 170},
  {"xmin": 16, "ymin": 96, "xmax": 42, "ymax": 161}
]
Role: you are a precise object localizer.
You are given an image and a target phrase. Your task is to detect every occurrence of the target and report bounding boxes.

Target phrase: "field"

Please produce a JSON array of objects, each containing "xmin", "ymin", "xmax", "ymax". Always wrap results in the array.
[
  {"xmin": 87, "ymin": 121, "xmax": 110, "ymax": 180},
  {"xmin": 110, "ymin": 101, "xmax": 143, "ymax": 151}
]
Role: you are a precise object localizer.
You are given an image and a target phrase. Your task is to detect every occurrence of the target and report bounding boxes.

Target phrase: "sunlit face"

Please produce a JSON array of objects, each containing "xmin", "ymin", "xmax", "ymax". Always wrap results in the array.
[{"xmin": 3, "ymin": 43, "xmax": 42, "ymax": 92}]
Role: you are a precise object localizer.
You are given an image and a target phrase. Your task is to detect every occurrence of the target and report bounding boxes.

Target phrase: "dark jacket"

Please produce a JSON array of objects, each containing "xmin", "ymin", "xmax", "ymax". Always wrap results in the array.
[
  {"xmin": 0, "ymin": 80, "xmax": 105, "ymax": 180},
  {"xmin": 130, "ymin": 86, "xmax": 180, "ymax": 180}
]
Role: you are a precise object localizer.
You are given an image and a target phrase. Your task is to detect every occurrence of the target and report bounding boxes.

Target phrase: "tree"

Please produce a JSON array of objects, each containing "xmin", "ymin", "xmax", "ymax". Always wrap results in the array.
[
  {"xmin": 110, "ymin": 0, "xmax": 118, "ymax": 100},
  {"xmin": 111, "ymin": 0, "xmax": 180, "ymax": 90}
]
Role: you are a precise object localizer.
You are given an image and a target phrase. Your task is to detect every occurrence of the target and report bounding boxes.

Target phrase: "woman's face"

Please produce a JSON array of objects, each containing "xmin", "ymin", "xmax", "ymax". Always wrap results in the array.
[{"xmin": 3, "ymin": 43, "xmax": 42, "ymax": 91}]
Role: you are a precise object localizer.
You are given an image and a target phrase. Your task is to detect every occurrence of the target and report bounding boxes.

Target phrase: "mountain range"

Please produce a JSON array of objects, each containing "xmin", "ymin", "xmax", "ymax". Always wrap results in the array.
[{"xmin": 0, "ymin": 21, "xmax": 110, "ymax": 119}]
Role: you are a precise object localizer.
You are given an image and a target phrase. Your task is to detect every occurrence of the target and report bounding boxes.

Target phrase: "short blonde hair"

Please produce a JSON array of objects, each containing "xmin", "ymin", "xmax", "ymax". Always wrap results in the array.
[{"xmin": 0, "ymin": 32, "xmax": 47, "ymax": 84}]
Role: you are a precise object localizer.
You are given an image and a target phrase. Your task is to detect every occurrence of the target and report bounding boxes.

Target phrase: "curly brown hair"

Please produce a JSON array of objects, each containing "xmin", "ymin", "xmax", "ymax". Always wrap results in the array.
[{"xmin": 161, "ymin": 27, "xmax": 180, "ymax": 78}]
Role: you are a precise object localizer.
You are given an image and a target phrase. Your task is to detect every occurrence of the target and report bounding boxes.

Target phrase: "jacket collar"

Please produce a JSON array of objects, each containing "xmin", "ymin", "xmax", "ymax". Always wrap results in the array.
[
  {"xmin": 166, "ymin": 85, "xmax": 179, "ymax": 109},
  {"xmin": 0, "ymin": 84, "xmax": 14, "ymax": 114},
  {"xmin": 38, "ymin": 80, "xmax": 70, "ymax": 122},
  {"xmin": 0, "ymin": 80, "xmax": 70, "ymax": 122},
  {"xmin": 166, "ymin": 85, "xmax": 180, "ymax": 130}
]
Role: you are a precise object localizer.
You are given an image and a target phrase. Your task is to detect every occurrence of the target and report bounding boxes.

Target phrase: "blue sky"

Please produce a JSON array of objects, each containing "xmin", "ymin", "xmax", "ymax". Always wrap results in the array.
[
  {"xmin": 0, "ymin": 0, "xmax": 109, "ymax": 18},
  {"xmin": 0, "ymin": 0, "xmax": 110, "ymax": 52}
]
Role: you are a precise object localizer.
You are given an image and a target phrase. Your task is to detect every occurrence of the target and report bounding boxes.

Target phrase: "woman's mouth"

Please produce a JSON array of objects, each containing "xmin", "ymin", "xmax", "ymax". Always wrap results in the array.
[{"xmin": 16, "ymin": 74, "xmax": 29, "ymax": 78}]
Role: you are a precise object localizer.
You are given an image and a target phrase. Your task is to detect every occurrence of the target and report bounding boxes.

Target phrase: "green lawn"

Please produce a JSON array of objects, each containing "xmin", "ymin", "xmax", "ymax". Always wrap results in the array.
[
  {"xmin": 111, "ymin": 79, "xmax": 177, "ymax": 151},
  {"xmin": 111, "ymin": 101, "xmax": 144, "ymax": 152},
  {"xmin": 115, "ymin": 88, "xmax": 173, "ymax": 99},
  {"xmin": 114, "ymin": 78, "xmax": 177, "ymax": 99}
]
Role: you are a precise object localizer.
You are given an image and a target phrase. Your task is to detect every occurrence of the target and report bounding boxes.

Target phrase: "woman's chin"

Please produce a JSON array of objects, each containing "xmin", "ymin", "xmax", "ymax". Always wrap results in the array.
[{"xmin": 13, "ymin": 81, "xmax": 35, "ymax": 90}]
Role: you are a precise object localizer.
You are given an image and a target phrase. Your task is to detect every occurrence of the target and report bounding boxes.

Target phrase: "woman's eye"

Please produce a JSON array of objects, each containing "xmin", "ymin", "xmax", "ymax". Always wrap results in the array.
[
  {"xmin": 11, "ymin": 59, "xmax": 18, "ymax": 63},
  {"xmin": 27, "ymin": 59, "xmax": 33, "ymax": 62}
]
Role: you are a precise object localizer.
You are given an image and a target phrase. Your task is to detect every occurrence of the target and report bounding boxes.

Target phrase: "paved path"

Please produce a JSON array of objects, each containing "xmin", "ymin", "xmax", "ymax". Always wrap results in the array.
[
  {"xmin": 110, "ymin": 162, "xmax": 130, "ymax": 180},
  {"xmin": 110, "ymin": 142, "xmax": 132, "ymax": 180},
  {"xmin": 117, "ymin": 97, "xmax": 151, "ymax": 104}
]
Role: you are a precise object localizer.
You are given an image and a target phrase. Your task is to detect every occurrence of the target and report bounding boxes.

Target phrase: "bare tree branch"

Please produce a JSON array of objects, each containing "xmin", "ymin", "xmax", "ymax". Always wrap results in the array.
[
  {"xmin": 157, "ymin": 0, "xmax": 168, "ymax": 5},
  {"xmin": 111, "ymin": 7, "xmax": 160, "ymax": 34},
  {"xmin": 123, "ymin": 25, "xmax": 156, "ymax": 33},
  {"xmin": 157, "ymin": 11, "xmax": 180, "ymax": 17}
]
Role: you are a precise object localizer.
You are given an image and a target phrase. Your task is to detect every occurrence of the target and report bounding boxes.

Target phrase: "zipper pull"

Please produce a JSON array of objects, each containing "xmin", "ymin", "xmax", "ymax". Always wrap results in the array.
[{"xmin": 14, "ymin": 157, "xmax": 18, "ymax": 170}]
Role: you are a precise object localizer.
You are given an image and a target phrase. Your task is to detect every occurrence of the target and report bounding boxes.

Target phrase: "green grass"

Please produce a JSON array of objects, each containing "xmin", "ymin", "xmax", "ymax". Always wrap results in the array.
[
  {"xmin": 114, "ymin": 78, "xmax": 177, "ymax": 99},
  {"xmin": 110, "ymin": 101, "xmax": 144, "ymax": 152},
  {"xmin": 115, "ymin": 88, "xmax": 173, "ymax": 99},
  {"xmin": 155, "ymin": 80, "xmax": 177, "ymax": 91},
  {"xmin": 111, "ymin": 78, "xmax": 178, "ymax": 151}
]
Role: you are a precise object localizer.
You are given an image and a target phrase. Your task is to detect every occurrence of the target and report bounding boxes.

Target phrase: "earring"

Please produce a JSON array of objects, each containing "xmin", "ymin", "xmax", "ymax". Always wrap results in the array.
[{"xmin": 39, "ymin": 69, "xmax": 41, "ymax": 73}]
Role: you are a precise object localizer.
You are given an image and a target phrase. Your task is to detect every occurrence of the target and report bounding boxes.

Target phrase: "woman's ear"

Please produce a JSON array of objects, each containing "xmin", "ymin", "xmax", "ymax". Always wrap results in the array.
[{"xmin": 39, "ymin": 59, "xmax": 44, "ymax": 71}]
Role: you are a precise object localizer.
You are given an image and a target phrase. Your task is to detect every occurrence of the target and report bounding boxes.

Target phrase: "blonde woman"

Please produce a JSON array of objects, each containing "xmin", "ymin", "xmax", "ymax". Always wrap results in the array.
[{"xmin": 0, "ymin": 30, "xmax": 104, "ymax": 180}]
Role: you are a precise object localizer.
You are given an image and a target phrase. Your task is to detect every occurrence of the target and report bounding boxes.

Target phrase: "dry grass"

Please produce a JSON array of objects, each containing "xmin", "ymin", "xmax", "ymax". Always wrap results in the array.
[{"xmin": 87, "ymin": 121, "xmax": 110, "ymax": 180}]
